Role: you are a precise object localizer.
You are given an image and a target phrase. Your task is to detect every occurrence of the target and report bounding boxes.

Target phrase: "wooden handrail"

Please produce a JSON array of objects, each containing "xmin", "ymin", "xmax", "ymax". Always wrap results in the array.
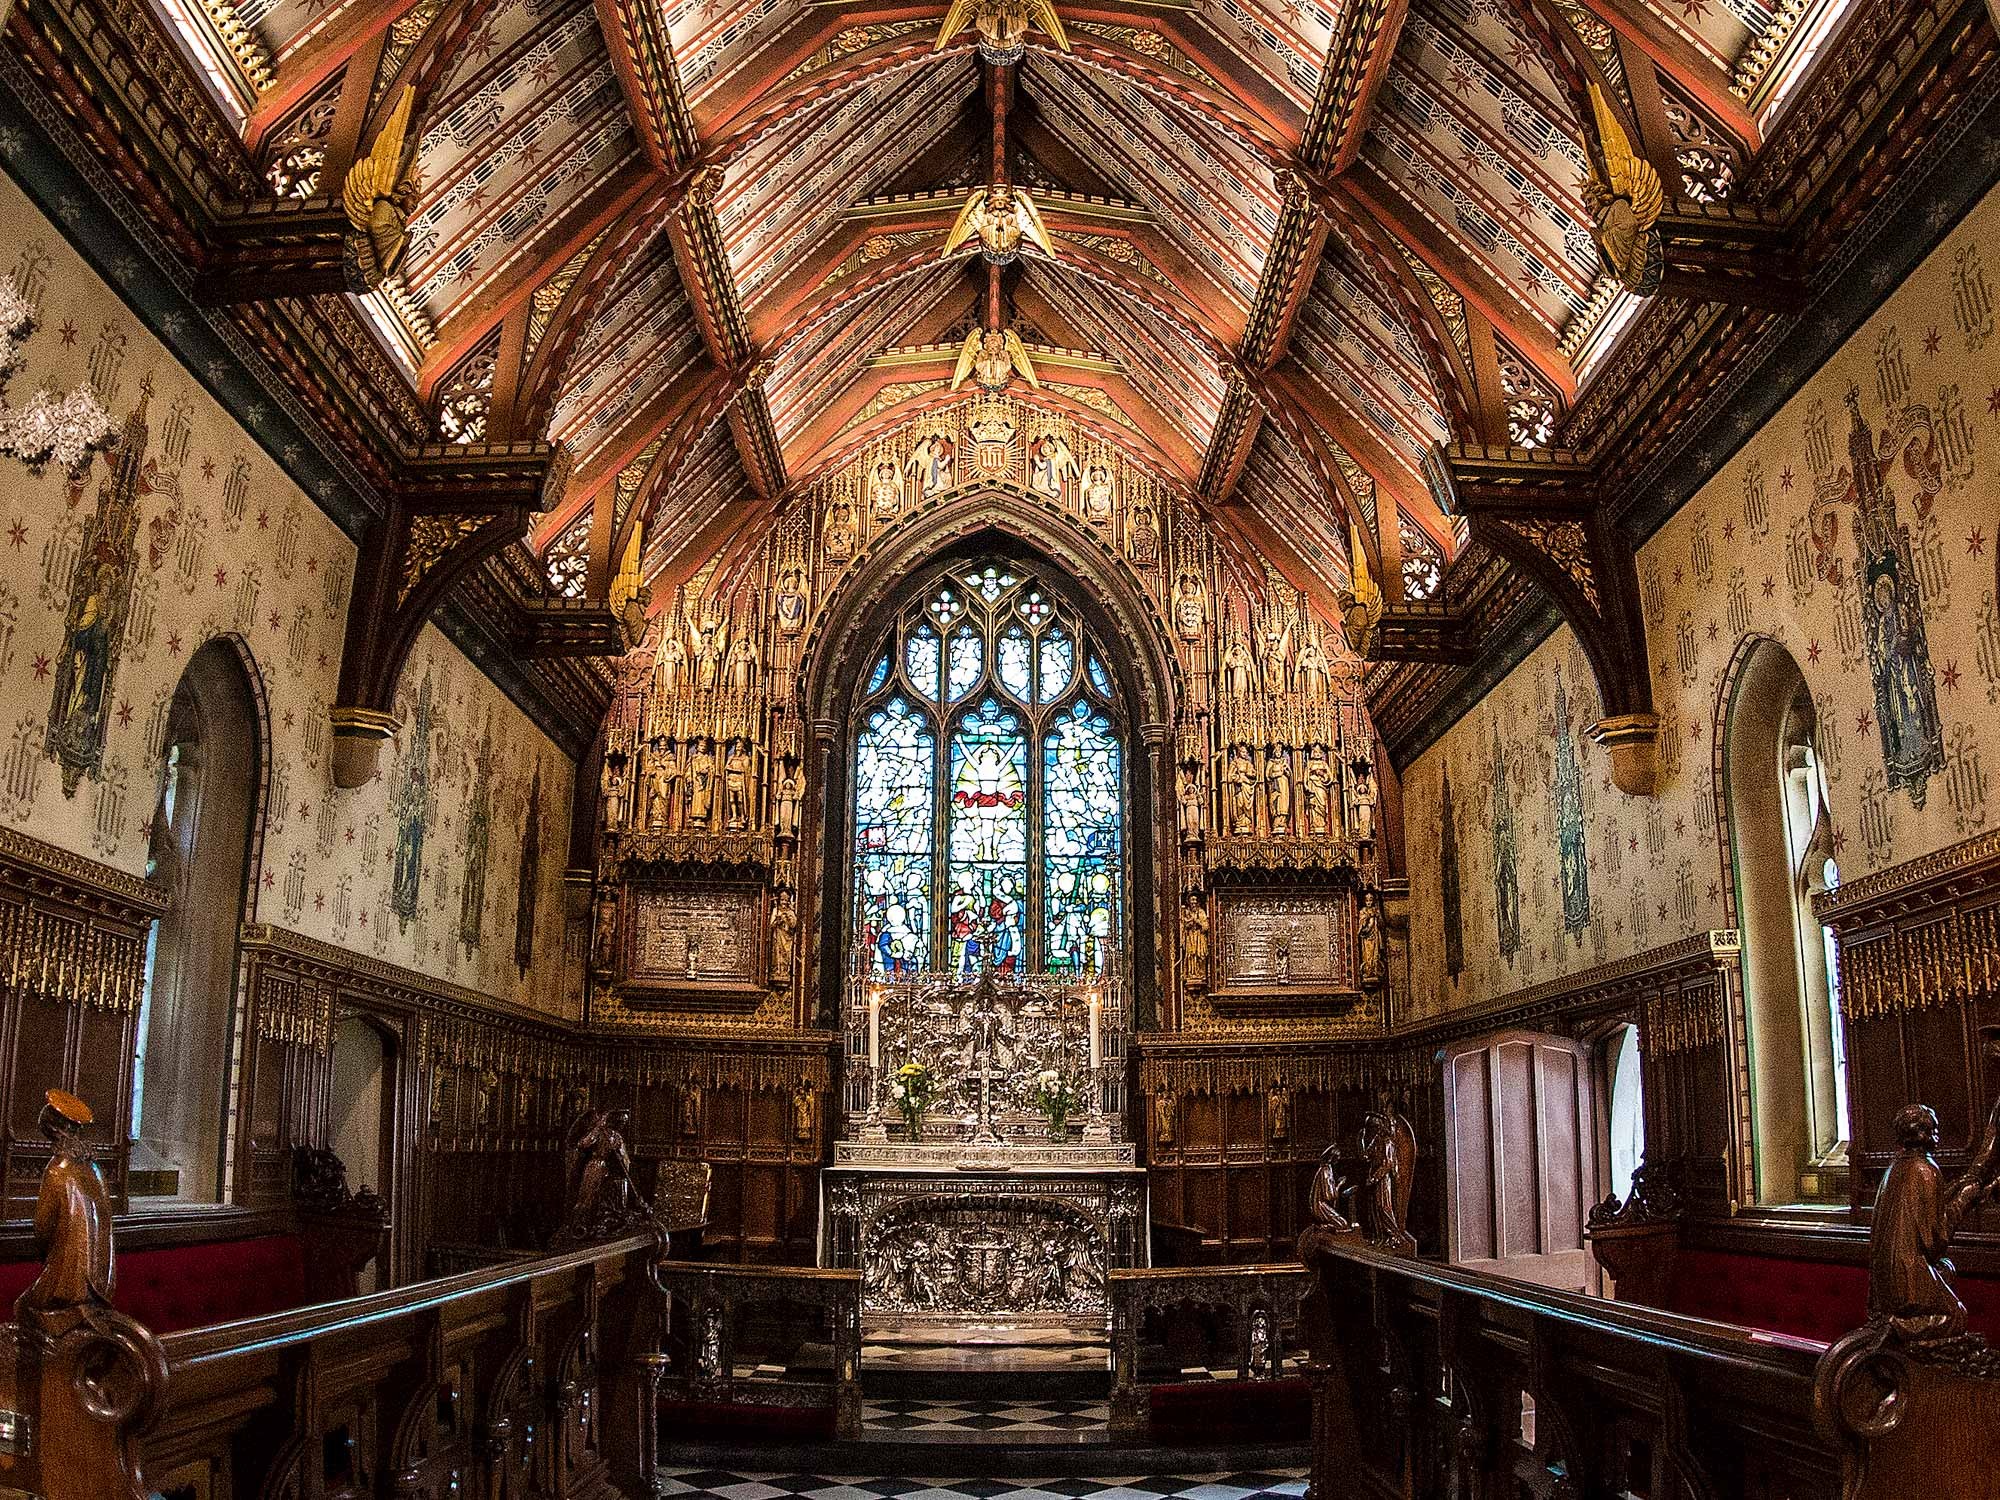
[
  {"xmin": 1300, "ymin": 1233, "xmax": 1835, "ymax": 1499},
  {"xmin": 159, "ymin": 1232, "xmax": 655, "ymax": 1365}
]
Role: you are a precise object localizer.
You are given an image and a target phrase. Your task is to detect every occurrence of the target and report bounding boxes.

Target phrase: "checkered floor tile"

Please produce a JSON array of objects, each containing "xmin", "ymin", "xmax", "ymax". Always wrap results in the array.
[
  {"xmin": 862, "ymin": 1398, "xmax": 1109, "ymax": 1434},
  {"xmin": 655, "ymin": 1469, "xmax": 1310, "ymax": 1500}
]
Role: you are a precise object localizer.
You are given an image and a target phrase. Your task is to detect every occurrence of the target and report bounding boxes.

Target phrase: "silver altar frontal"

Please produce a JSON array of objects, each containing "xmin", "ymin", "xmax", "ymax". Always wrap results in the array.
[{"xmin": 820, "ymin": 965, "xmax": 1147, "ymax": 1332}]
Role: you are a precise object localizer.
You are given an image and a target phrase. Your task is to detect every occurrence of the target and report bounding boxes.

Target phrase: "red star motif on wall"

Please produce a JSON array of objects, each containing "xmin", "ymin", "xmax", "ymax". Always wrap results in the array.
[
  {"xmin": 30, "ymin": 652, "xmax": 50, "ymax": 680},
  {"xmin": 316, "ymin": 651, "xmax": 329, "ymax": 670},
  {"xmin": 1988, "ymin": 386, "xmax": 2000, "ymax": 416},
  {"xmin": 306, "ymin": 557, "xmax": 319, "ymax": 573},
  {"xmin": 6, "ymin": 521, "xmax": 24, "ymax": 548},
  {"xmin": 167, "ymin": 632, "xmax": 182, "ymax": 655},
  {"xmin": 1857, "ymin": 708, "xmax": 1873, "ymax": 735},
  {"xmin": 344, "ymin": 826, "xmax": 356, "ymax": 843},
  {"xmin": 200, "ymin": 457, "xmax": 215, "ymax": 481},
  {"xmin": 1722, "ymin": 519, "xmax": 1737, "ymax": 541},
  {"xmin": 1969, "ymin": 528, "xmax": 1987, "ymax": 557},
  {"xmin": 1707, "ymin": 881, "xmax": 1720, "ymax": 902},
  {"xmin": 1923, "ymin": 328, "xmax": 1942, "ymax": 356},
  {"xmin": 1705, "ymin": 621, "xmax": 1719, "ymax": 641},
  {"xmin": 314, "ymin": 891, "xmax": 326, "ymax": 911},
  {"xmin": 297, "ymin": 800, "xmax": 309, "ymax": 819},
  {"xmin": 1674, "ymin": 816, "xmax": 1686, "ymax": 835},
  {"xmin": 115, "ymin": 700, "xmax": 133, "ymax": 727},
  {"xmin": 282, "ymin": 708, "xmax": 295, "ymax": 728},
  {"xmin": 1628, "ymin": 834, "xmax": 1639, "ymax": 853},
  {"xmin": 1833, "ymin": 828, "xmax": 1849, "ymax": 853},
  {"xmin": 213, "ymin": 565, "xmax": 228, "ymax": 588},
  {"xmin": 1807, "ymin": 639, "xmax": 1822, "ymax": 663},
  {"xmin": 360, "ymin": 912, "xmax": 369, "ymax": 928},
  {"xmin": 1780, "ymin": 466, "xmax": 1795, "ymax": 490},
  {"xmin": 263, "ymin": 871, "xmax": 276, "ymax": 889},
  {"xmin": 1941, "ymin": 660, "xmax": 1962, "ymax": 691},
  {"xmin": 256, "ymin": 510, "xmax": 269, "ymax": 529},
  {"xmin": 1673, "ymin": 566, "xmax": 1685, "ymax": 586},
  {"xmin": 57, "ymin": 319, "xmax": 76, "ymax": 346},
  {"xmin": 1761, "ymin": 576, "xmax": 1776, "ymax": 597},
  {"xmin": 268, "ymin": 609, "xmax": 281, "ymax": 629}
]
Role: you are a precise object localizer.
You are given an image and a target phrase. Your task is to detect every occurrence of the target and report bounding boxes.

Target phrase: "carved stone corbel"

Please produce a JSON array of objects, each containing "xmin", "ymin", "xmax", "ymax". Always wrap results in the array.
[{"xmin": 1433, "ymin": 444, "xmax": 1661, "ymax": 796}]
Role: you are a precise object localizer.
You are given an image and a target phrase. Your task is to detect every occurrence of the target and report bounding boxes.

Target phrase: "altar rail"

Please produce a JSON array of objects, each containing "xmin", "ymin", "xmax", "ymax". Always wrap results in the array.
[
  {"xmin": 650, "ymin": 1259, "xmax": 863, "ymax": 1443},
  {"xmin": 1301, "ymin": 1237, "xmax": 1848, "ymax": 1500},
  {"xmin": 1108, "ymin": 1263, "xmax": 1314, "ymax": 1438}
]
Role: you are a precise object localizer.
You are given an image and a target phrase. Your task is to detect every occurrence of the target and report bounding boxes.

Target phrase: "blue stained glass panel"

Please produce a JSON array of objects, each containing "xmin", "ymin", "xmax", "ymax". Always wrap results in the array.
[
  {"xmin": 947, "ymin": 699, "xmax": 1027, "ymax": 974},
  {"xmin": 1038, "ymin": 629, "xmax": 1074, "ymax": 702},
  {"xmin": 853, "ymin": 699, "xmax": 935, "ymax": 974},
  {"xmin": 948, "ymin": 627, "xmax": 982, "ymax": 701},
  {"xmin": 868, "ymin": 654, "xmax": 891, "ymax": 694},
  {"xmin": 905, "ymin": 626, "xmax": 941, "ymax": 700},
  {"xmin": 1088, "ymin": 656, "xmax": 1111, "ymax": 696},
  {"xmin": 998, "ymin": 627, "xmax": 1032, "ymax": 700},
  {"xmin": 1042, "ymin": 702, "xmax": 1121, "ymax": 975}
]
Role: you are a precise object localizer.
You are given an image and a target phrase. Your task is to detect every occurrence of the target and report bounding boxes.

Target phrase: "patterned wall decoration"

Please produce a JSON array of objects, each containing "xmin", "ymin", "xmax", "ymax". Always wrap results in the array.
[
  {"xmin": 0, "ymin": 174, "xmax": 577, "ymax": 1017},
  {"xmin": 1403, "ymin": 179, "xmax": 2000, "ymax": 1018}
]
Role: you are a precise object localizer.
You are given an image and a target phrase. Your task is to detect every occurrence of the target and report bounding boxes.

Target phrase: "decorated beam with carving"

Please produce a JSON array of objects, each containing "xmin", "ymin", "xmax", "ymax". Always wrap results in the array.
[{"xmin": 330, "ymin": 441, "xmax": 571, "ymax": 786}]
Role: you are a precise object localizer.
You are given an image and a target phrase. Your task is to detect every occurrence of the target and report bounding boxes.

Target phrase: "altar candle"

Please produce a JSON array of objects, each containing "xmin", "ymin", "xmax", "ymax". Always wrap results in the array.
[
  {"xmin": 1088, "ymin": 992, "xmax": 1102, "ymax": 1071},
  {"xmin": 867, "ymin": 990, "xmax": 881, "ymax": 1069}
]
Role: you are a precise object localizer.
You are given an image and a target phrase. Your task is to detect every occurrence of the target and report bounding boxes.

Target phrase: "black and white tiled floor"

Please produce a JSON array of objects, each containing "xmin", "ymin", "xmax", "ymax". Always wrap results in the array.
[
  {"xmin": 862, "ymin": 1398, "xmax": 1110, "ymax": 1434},
  {"xmin": 654, "ymin": 1471, "xmax": 1310, "ymax": 1500}
]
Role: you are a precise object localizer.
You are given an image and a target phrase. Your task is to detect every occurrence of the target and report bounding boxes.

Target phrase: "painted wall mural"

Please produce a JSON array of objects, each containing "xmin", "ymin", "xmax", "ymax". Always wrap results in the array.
[
  {"xmin": 1403, "ymin": 180, "xmax": 2000, "ymax": 1018},
  {"xmin": 0, "ymin": 172, "xmax": 577, "ymax": 1017}
]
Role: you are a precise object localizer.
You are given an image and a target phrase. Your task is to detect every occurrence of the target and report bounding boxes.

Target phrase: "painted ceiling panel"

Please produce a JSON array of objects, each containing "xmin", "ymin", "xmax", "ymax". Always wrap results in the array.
[
  {"xmin": 1024, "ymin": 55, "xmax": 1277, "ymax": 311},
  {"xmin": 401, "ymin": 1, "xmax": 637, "ymax": 323},
  {"xmin": 1029, "ymin": 265, "xmax": 1225, "ymax": 453},
  {"xmin": 549, "ymin": 248, "xmax": 706, "ymax": 464},
  {"xmin": 242, "ymin": 0, "xmax": 369, "ymax": 63},
  {"xmin": 1363, "ymin": 2, "xmax": 1599, "ymax": 338},
  {"xmin": 640, "ymin": 419, "xmax": 756, "ymax": 579},
  {"xmin": 719, "ymin": 61, "xmax": 978, "ymax": 301},
  {"xmin": 666, "ymin": 0, "xmax": 812, "ymax": 112},
  {"xmin": 767, "ymin": 261, "xmax": 966, "ymax": 445},
  {"xmin": 1291, "ymin": 247, "xmax": 1452, "ymax": 462},
  {"xmin": 1236, "ymin": 423, "xmax": 1355, "ymax": 594}
]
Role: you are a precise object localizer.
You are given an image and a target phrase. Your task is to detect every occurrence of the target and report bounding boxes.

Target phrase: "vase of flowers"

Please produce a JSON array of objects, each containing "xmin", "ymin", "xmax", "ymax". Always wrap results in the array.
[
  {"xmin": 1028, "ymin": 1068, "xmax": 1080, "ymax": 1139},
  {"xmin": 888, "ymin": 1059, "xmax": 937, "ymax": 1137}
]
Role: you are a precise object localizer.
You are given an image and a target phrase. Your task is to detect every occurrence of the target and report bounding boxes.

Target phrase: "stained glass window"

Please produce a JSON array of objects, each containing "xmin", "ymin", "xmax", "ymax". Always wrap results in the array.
[
  {"xmin": 998, "ymin": 626, "xmax": 1032, "ymax": 700},
  {"xmin": 853, "ymin": 698, "xmax": 935, "ymax": 974},
  {"xmin": 906, "ymin": 626, "xmax": 941, "ymax": 700},
  {"xmin": 948, "ymin": 699, "xmax": 1028, "ymax": 973},
  {"xmin": 1043, "ymin": 702, "xmax": 1120, "ymax": 975},
  {"xmin": 850, "ymin": 563, "xmax": 1123, "ymax": 974},
  {"xmin": 948, "ymin": 627, "xmax": 982, "ymax": 701},
  {"xmin": 1038, "ymin": 628, "xmax": 1073, "ymax": 702}
]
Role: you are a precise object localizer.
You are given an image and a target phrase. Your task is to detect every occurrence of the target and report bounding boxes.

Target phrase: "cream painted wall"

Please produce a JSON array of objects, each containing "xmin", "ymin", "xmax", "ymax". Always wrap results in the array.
[
  {"xmin": 0, "ymin": 171, "xmax": 577, "ymax": 1018},
  {"xmin": 1403, "ymin": 180, "xmax": 2000, "ymax": 1019}
]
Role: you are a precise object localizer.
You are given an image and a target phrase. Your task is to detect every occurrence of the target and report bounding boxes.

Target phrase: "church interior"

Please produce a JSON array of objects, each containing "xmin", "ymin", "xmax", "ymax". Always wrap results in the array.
[{"xmin": 0, "ymin": 0, "xmax": 1995, "ymax": 1494}]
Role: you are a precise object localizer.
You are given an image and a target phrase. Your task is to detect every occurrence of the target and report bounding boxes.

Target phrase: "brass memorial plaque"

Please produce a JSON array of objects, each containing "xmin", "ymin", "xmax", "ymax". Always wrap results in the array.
[
  {"xmin": 1216, "ymin": 892, "xmax": 1353, "ymax": 992},
  {"xmin": 630, "ymin": 887, "xmax": 761, "ymax": 986}
]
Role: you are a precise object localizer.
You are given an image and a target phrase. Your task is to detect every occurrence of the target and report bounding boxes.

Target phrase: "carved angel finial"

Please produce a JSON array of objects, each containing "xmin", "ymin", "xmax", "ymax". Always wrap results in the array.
[
  {"xmin": 942, "ymin": 184, "xmax": 1057, "ymax": 266},
  {"xmin": 342, "ymin": 85, "xmax": 420, "ymax": 288},
  {"xmin": 951, "ymin": 327, "xmax": 1040, "ymax": 392},
  {"xmin": 937, "ymin": 0, "xmax": 1068, "ymax": 62},
  {"xmin": 1337, "ymin": 517, "xmax": 1383, "ymax": 658},
  {"xmin": 1585, "ymin": 84, "xmax": 1664, "ymax": 297}
]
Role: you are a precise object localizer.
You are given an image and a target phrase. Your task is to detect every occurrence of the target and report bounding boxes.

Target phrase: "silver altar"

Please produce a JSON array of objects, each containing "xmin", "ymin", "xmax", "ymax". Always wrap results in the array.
[{"xmin": 822, "ymin": 965, "xmax": 1146, "ymax": 1330}]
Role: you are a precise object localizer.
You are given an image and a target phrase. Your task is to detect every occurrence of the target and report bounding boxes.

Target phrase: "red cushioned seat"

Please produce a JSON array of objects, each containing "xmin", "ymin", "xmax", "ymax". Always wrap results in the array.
[
  {"xmin": 0, "ymin": 1234, "xmax": 308, "ymax": 1334},
  {"xmin": 1666, "ymin": 1247, "xmax": 2000, "ymax": 1345}
]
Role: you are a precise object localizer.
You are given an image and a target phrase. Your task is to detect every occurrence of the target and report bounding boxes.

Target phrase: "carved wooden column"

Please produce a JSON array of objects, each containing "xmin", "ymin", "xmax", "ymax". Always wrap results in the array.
[
  {"xmin": 330, "ymin": 442, "xmax": 569, "ymax": 786},
  {"xmin": 1433, "ymin": 445, "xmax": 1662, "ymax": 796}
]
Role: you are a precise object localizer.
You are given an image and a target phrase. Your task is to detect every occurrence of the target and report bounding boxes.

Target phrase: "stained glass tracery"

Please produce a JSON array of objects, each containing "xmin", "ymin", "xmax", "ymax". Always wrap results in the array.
[{"xmin": 850, "ymin": 564, "xmax": 1124, "ymax": 975}]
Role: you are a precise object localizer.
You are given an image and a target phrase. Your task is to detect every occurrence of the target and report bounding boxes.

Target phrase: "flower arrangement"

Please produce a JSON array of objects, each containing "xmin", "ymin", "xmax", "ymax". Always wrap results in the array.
[
  {"xmin": 888, "ymin": 1059, "xmax": 938, "ymax": 1134},
  {"xmin": 1027, "ymin": 1067, "xmax": 1081, "ymax": 1137}
]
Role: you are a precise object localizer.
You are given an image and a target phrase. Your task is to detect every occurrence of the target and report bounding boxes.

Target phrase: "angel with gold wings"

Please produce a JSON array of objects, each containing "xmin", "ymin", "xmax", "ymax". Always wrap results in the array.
[
  {"xmin": 943, "ymin": 183, "xmax": 1056, "ymax": 266},
  {"xmin": 1585, "ymin": 84, "xmax": 1664, "ymax": 297},
  {"xmin": 342, "ymin": 87, "xmax": 421, "ymax": 289},
  {"xmin": 1337, "ymin": 518, "xmax": 1383, "ymax": 658},
  {"xmin": 952, "ymin": 328, "xmax": 1039, "ymax": 392},
  {"xmin": 935, "ymin": 0, "xmax": 1068, "ymax": 62}
]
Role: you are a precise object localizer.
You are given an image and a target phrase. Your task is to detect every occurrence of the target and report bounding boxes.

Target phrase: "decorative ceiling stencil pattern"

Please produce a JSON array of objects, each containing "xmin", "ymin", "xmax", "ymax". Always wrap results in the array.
[{"xmin": 150, "ymin": 0, "xmax": 1868, "ymax": 607}]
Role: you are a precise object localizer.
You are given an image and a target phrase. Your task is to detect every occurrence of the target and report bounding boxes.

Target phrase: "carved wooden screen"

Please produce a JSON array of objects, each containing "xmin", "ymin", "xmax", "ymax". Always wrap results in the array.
[
  {"xmin": 1442, "ymin": 1029, "xmax": 1601, "ymax": 1294},
  {"xmin": 851, "ymin": 562, "xmax": 1125, "ymax": 977}
]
